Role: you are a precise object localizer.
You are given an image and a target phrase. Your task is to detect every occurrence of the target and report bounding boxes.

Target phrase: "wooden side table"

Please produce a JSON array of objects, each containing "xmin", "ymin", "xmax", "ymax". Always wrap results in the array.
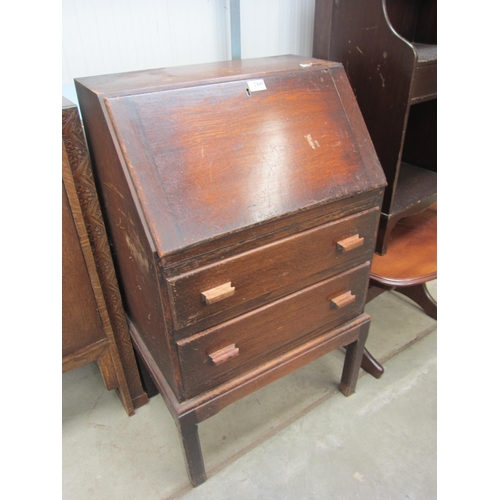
[{"xmin": 362, "ymin": 203, "xmax": 437, "ymax": 378}]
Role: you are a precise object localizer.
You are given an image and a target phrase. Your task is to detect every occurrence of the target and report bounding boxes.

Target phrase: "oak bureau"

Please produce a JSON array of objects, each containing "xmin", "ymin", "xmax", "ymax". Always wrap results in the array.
[{"xmin": 75, "ymin": 55, "xmax": 386, "ymax": 486}]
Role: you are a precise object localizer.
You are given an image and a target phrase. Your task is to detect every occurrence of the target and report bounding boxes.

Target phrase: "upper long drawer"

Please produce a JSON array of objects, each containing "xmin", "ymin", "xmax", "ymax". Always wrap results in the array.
[{"xmin": 167, "ymin": 206, "xmax": 379, "ymax": 335}]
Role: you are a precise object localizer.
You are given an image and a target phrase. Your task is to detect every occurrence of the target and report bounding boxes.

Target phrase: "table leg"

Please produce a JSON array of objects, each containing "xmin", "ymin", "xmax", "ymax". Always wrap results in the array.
[
  {"xmin": 396, "ymin": 282, "xmax": 437, "ymax": 320},
  {"xmin": 361, "ymin": 348, "xmax": 384, "ymax": 378},
  {"xmin": 177, "ymin": 412, "xmax": 207, "ymax": 487},
  {"xmin": 339, "ymin": 320, "xmax": 370, "ymax": 396}
]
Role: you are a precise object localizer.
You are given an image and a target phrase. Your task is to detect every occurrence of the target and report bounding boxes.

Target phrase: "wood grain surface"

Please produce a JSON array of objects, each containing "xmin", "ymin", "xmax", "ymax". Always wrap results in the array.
[{"xmin": 371, "ymin": 203, "xmax": 437, "ymax": 285}]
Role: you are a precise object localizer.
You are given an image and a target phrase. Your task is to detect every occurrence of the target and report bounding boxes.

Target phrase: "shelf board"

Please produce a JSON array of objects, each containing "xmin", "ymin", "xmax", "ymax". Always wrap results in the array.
[
  {"xmin": 413, "ymin": 43, "xmax": 437, "ymax": 65},
  {"xmin": 411, "ymin": 44, "xmax": 437, "ymax": 103},
  {"xmin": 390, "ymin": 163, "xmax": 437, "ymax": 219}
]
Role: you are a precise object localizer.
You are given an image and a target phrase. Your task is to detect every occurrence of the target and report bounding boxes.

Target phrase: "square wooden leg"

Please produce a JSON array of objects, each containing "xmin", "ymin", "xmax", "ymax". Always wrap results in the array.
[
  {"xmin": 339, "ymin": 320, "xmax": 370, "ymax": 396},
  {"xmin": 177, "ymin": 412, "xmax": 207, "ymax": 487}
]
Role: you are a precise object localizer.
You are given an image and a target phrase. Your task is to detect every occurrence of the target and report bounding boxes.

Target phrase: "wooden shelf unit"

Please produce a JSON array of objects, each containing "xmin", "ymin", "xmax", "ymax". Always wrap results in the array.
[{"xmin": 313, "ymin": 0, "xmax": 437, "ymax": 254}]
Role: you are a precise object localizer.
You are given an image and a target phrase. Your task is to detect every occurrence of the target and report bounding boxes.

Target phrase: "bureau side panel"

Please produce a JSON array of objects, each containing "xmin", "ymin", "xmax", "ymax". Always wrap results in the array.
[{"xmin": 75, "ymin": 82, "xmax": 183, "ymax": 399}]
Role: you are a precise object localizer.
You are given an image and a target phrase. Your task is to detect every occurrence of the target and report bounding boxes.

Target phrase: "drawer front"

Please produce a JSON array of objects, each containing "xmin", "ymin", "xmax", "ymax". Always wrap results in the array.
[
  {"xmin": 177, "ymin": 262, "xmax": 370, "ymax": 398},
  {"xmin": 168, "ymin": 207, "xmax": 379, "ymax": 334}
]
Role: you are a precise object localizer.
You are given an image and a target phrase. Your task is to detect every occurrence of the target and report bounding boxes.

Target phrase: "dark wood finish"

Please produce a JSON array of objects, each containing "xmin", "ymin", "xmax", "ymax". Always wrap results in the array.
[
  {"xmin": 313, "ymin": 0, "xmax": 437, "ymax": 254},
  {"xmin": 177, "ymin": 412, "xmax": 207, "ymax": 487},
  {"xmin": 178, "ymin": 263, "xmax": 370, "ymax": 398},
  {"xmin": 361, "ymin": 203, "xmax": 437, "ymax": 377},
  {"xmin": 75, "ymin": 56, "xmax": 386, "ymax": 486},
  {"xmin": 62, "ymin": 181, "xmax": 106, "ymax": 357},
  {"xmin": 102, "ymin": 68, "xmax": 383, "ymax": 259},
  {"xmin": 62, "ymin": 98, "xmax": 148, "ymax": 414},
  {"xmin": 340, "ymin": 320, "xmax": 370, "ymax": 396},
  {"xmin": 131, "ymin": 314, "xmax": 371, "ymax": 485},
  {"xmin": 360, "ymin": 348, "xmax": 384, "ymax": 379},
  {"xmin": 135, "ymin": 350, "xmax": 159, "ymax": 398},
  {"xmin": 63, "ymin": 140, "xmax": 134, "ymax": 414},
  {"xmin": 410, "ymin": 49, "xmax": 437, "ymax": 103},
  {"xmin": 370, "ymin": 203, "xmax": 437, "ymax": 285},
  {"xmin": 169, "ymin": 207, "xmax": 379, "ymax": 335}
]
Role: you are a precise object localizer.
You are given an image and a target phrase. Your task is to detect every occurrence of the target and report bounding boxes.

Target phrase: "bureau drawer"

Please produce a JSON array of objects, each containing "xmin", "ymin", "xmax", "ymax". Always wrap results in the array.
[
  {"xmin": 177, "ymin": 261, "xmax": 370, "ymax": 398},
  {"xmin": 168, "ymin": 207, "xmax": 379, "ymax": 334}
]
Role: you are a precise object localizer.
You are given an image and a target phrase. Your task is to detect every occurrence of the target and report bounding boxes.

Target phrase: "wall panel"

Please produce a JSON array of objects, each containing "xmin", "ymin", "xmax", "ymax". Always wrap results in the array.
[
  {"xmin": 240, "ymin": 0, "xmax": 315, "ymax": 59},
  {"xmin": 62, "ymin": 0, "xmax": 316, "ymax": 85}
]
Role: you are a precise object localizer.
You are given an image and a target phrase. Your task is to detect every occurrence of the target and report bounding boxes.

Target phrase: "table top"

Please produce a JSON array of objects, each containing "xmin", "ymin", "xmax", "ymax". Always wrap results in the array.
[{"xmin": 371, "ymin": 203, "xmax": 437, "ymax": 286}]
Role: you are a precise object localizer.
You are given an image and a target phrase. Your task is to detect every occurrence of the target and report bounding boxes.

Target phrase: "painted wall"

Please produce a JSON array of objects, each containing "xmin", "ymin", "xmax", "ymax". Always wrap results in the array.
[{"xmin": 62, "ymin": 0, "xmax": 316, "ymax": 87}]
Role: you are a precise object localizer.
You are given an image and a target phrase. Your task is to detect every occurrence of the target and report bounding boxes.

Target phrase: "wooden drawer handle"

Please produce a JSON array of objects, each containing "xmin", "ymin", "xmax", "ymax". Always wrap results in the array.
[
  {"xmin": 337, "ymin": 234, "xmax": 364, "ymax": 253},
  {"xmin": 208, "ymin": 344, "xmax": 240, "ymax": 366},
  {"xmin": 201, "ymin": 282, "xmax": 235, "ymax": 305},
  {"xmin": 331, "ymin": 291, "xmax": 356, "ymax": 309}
]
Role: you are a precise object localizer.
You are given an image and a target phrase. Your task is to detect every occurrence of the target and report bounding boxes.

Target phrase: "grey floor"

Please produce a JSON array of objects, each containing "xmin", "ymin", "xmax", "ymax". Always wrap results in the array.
[{"xmin": 62, "ymin": 281, "xmax": 437, "ymax": 500}]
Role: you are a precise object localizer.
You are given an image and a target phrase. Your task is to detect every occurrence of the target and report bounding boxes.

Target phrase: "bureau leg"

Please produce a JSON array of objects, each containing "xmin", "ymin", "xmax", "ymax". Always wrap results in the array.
[
  {"xmin": 339, "ymin": 321, "xmax": 370, "ymax": 396},
  {"xmin": 177, "ymin": 412, "xmax": 207, "ymax": 487}
]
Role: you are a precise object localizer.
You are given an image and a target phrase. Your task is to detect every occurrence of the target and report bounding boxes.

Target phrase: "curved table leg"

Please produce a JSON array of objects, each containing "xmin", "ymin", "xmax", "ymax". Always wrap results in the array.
[
  {"xmin": 361, "ymin": 348, "xmax": 384, "ymax": 379},
  {"xmin": 362, "ymin": 282, "xmax": 437, "ymax": 379},
  {"xmin": 395, "ymin": 282, "xmax": 437, "ymax": 320}
]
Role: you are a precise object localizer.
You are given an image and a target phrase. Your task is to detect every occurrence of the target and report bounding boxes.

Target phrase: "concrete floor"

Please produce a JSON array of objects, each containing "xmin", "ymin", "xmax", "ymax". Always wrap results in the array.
[{"xmin": 62, "ymin": 281, "xmax": 437, "ymax": 500}]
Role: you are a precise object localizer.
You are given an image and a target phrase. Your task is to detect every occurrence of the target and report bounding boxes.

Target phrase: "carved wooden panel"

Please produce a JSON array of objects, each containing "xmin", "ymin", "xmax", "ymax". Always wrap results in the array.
[{"xmin": 62, "ymin": 98, "xmax": 148, "ymax": 410}]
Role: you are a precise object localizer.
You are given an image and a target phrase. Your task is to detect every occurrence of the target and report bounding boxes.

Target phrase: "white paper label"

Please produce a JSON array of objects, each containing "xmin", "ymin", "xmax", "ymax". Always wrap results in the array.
[{"xmin": 247, "ymin": 79, "xmax": 267, "ymax": 92}]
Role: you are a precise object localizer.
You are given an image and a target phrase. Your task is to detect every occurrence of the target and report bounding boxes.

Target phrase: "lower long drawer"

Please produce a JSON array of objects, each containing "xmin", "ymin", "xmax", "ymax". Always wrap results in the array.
[{"xmin": 177, "ymin": 261, "xmax": 370, "ymax": 398}]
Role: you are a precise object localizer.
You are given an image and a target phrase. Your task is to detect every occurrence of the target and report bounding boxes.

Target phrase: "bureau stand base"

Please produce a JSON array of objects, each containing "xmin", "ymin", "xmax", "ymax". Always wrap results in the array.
[{"xmin": 129, "ymin": 314, "xmax": 370, "ymax": 487}]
